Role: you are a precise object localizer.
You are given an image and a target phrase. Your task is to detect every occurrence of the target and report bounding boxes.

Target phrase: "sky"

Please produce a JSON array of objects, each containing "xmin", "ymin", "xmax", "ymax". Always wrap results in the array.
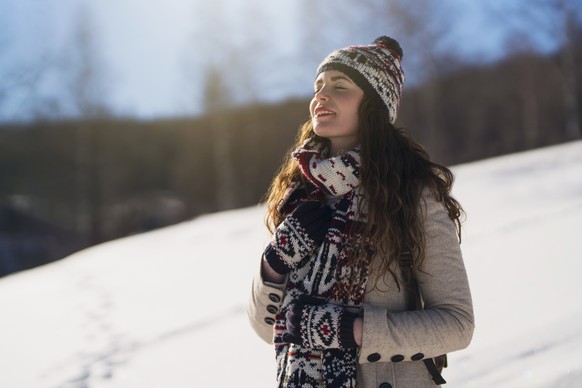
[
  {"xmin": 0, "ymin": 139, "xmax": 581, "ymax": 387},
  {"xmin": 0, "ymin": 0, "xmax": 575, "ymax": 122}
]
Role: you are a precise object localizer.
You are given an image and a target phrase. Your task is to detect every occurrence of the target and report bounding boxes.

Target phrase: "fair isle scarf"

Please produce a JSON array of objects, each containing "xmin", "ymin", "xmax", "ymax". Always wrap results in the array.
[{"xmin": 274, "ymin": 139, "xmax": 374, "ymax": 387}]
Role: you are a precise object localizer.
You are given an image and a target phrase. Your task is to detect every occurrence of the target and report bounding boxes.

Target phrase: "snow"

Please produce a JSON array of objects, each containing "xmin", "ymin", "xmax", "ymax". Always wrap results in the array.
[{"xmin": 1, "ymin": 140, "xmax": 581, "ymax": 387}]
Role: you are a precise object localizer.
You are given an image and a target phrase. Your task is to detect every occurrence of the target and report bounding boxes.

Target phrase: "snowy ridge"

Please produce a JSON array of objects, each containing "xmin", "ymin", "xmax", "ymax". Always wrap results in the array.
[{"xmin": 0, "ymin": 140, "xmax": 581, "ymax": 387}]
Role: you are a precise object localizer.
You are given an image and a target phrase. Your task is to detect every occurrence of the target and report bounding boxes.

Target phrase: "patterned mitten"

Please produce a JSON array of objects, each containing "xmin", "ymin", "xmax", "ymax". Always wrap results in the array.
[
  {"xmin": 283, "ymin": 295, "xmax": 358, "ymax": 350},
  {"xmin": 264, "ymin": 201, "xmax": 332, "ymax": 274}
]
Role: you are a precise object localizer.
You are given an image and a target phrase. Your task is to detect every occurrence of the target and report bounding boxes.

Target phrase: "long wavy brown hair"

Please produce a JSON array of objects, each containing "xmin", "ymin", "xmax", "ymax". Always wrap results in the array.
[{"xmin": 264, "ymin": 94, "xmax": 464, "ymax": 286}]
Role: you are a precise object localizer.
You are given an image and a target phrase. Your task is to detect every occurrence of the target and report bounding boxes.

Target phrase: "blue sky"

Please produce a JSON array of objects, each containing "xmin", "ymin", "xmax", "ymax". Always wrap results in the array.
[{"xmin": 0, "ymin": 0, "xmax": 575, "ymax": 122}]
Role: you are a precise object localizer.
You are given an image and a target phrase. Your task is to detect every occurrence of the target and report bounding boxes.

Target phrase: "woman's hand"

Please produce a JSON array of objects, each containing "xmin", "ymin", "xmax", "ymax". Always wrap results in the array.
[
  {"xmin": 283, "ymin": 295, "xmax": 358, "ymax": 350},
  {"xmin": 263, "ymin": 201, "xmax": 332, "ymax": 275}
]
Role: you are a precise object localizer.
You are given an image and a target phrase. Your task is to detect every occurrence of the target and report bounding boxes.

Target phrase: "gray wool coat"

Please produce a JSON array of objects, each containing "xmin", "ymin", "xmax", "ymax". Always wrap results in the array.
[{"xmin": 247, "ymin": 192, "xmax": 475, "ymax": 388}]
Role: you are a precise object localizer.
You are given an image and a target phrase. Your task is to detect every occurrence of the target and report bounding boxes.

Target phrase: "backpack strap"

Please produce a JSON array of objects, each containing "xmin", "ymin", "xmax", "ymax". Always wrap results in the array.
[
  {"xmin": 424, "ymin": 358, "xmax": 447, "ymax": 385},
  {"xmin": 400, "ymin": 251, "xmax": 447, "ymax": 385}
]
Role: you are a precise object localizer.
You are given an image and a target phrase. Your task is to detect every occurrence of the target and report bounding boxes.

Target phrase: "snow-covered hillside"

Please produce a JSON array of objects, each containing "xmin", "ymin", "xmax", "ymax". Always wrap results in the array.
[{"xmin": 1, "ymin": 141, "xmax": 581, "ymax": 388}]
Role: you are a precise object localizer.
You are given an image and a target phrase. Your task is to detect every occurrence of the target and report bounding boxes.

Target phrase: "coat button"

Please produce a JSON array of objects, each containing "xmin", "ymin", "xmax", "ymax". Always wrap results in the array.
[
  {"xmin": 264, "ymin": 317, "xmax": 275, "ymax": 325},
  {"xmin": 411, "ymin": 352, "xmax": 425, "ymax": 361},
  {"xmin": 390, "ymin": 355, "xmax": 404, "ymax": 362},
  {"xmin": 379, "ymin": 383, "xmax": 392, "ymax": 388},
  {"xmin": 266, "ymin": 304, "xmax": 278, "ymax": 314},
  {"xmin": 367, "ymin": 353, "xmax": 381, "ymax": 362},
  {"xmin": 268, "ymin": 293, "xmax": 281, "ymax": 303}
]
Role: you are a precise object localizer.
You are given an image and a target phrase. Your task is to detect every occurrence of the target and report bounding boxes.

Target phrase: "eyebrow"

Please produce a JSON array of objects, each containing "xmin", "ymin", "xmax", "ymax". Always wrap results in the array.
[{"xmin": 314, "ymin": 75, "xmax": 354, "ymax": 87}]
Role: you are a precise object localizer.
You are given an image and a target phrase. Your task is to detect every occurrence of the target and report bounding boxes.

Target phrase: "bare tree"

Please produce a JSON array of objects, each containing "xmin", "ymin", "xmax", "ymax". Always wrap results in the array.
[
  {"xmin": 360, "ymin": 0, "xmax": 455, "ymax": 158},
  {"xmin": 61, "ymin": 5, "xmax": 111, "ymax": 244},
  {"xmin": 66, "ymin": 8, "xmax": 109, "ymax": 118},
  {"xmin": 183, "ymin": 1, "xmax": 265, "ymax": 211},
  {"xmin": 203, "ymin": 64, "xmax": 238, "ymax": 210},
  {"xmin": 0, "ymin": 47, "xmax": 55, "ymax": 122},
  {"xmin": 560, "ymin": 3, "xmax": 581, "ymax": 139},
  {"xmin": 487, "ymin": 0, "xmax": 581, "ymax": 140}
]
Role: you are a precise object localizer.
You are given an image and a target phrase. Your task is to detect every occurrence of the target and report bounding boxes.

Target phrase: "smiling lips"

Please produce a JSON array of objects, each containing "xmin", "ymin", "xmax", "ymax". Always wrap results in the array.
[{"xmin": 314, "ymin": 106, "xmax": 336, "ymax": 118}]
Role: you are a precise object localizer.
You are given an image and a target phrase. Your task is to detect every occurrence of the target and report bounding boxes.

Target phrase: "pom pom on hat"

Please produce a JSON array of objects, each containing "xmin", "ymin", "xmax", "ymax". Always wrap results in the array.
[
  {"xmin": 316, "ymin": 36, "xmax": 405, "ymax": 124},
  {"xmin": 372, "ymin": 36, "xmax": 403, "ymax": 59}
]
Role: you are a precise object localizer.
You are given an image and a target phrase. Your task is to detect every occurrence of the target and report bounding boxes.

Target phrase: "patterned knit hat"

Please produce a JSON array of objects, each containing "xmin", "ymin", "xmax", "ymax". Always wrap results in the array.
[{"xmin": 316, "ymin": 36, "xmax": 405, "ymax": 124}]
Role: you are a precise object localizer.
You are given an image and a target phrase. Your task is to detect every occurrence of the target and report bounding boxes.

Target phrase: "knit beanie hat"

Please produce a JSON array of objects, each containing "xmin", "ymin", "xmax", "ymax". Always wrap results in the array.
[{"xmin": 316, "ymin": 36, "xmax": 405, "ymax": 124}]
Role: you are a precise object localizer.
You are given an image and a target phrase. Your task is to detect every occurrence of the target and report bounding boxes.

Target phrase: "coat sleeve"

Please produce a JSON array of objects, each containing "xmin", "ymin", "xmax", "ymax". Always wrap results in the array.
[
  {"xmin": 247, "ymin": 257, "xmax": 287, "ymax": 344},
  {"xmin": 359, "ymin": 192, "xmax": 475, "ymax": 364}
]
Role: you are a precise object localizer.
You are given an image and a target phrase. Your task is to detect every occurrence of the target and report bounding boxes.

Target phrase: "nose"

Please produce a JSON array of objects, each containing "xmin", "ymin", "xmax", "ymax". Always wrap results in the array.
[{"xmin": 314, "ymin": 87, "xmax": 329, "ymax": 102}]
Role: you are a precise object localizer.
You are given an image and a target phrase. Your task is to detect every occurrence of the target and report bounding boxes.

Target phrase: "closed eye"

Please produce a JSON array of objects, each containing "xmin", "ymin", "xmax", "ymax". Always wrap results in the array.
[{"xmin": 314, "ymin": 85, "xmax": 347, "ymax": 93}]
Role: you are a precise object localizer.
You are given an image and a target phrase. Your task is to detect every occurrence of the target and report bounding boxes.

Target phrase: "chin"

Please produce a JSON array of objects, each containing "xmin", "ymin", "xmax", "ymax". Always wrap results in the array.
[{"xmin": 313, "ymin": 126, "xmax": 333, "ymax": 139}]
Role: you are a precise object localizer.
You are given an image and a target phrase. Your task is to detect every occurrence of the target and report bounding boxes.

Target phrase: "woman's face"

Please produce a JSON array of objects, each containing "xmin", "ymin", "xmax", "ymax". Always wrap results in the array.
[{"xmin": 310, "ymin": 70, "xmax": 364, "ymax": 155}]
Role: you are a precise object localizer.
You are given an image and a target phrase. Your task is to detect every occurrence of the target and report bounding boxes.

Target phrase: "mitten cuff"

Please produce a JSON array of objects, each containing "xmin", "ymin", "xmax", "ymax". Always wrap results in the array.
[
  {"xmin": 337, "ymin": 310, "xmax": 358, "ymax": 348},
  {"xmin": 263, "ymin": 245, "xmax": 292, "ymax": 275},
  {"xmin": 284, "ymin": 299, "xmax": 358, "ymax": 349},
  {"xmin": 292, "ymin": 202, "xmax": 333, "ymax": 244}
]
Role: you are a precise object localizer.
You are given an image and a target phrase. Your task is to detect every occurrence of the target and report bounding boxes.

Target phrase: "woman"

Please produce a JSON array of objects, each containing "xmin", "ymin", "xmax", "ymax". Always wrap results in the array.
[{"xmin": 248, "ymin": 36, "xmax": 474, "ymax": 387}]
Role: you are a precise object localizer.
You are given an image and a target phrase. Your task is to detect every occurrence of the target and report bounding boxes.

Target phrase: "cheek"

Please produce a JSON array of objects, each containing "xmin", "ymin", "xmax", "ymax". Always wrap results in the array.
[
  {"xmin": 309, "ymin": 98, "xmax": 317, "ymax": 116},
  {"xmin": 351, "ymin": 94, "xmax": 364, "ymax": 120},
  {"xmin": 346, "ymin": 98, "xmax": 361, "ymax": 124}
]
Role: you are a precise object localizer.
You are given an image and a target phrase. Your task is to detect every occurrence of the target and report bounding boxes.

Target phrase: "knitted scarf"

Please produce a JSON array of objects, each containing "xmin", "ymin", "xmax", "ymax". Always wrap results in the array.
[{"xmin": 274, "ymin": 139, "xmax": 374, "ymax": 387}]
